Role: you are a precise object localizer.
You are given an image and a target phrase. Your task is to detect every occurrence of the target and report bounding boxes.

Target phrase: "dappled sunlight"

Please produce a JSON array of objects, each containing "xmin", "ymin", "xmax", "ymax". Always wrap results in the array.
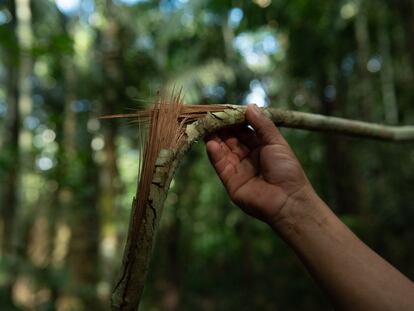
[
  {"xmin": 1, "ymin": 0, "xmax": 414, "ymax": 310},
  {"xmin": 233, "ymin": 30, "xmax": 281, "ymax": 71}
]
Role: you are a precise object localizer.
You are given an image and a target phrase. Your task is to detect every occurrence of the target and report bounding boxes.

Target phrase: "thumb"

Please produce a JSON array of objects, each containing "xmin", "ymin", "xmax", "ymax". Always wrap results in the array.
[{"xmin": 245, "ymin": 104, "xmax": 285, "ymax": 145}]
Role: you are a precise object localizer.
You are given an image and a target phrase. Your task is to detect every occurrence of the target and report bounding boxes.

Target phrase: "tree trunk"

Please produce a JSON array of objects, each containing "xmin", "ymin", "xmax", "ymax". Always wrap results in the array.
[
  {"xmin": 57, "ymin": 16, "xmax": 101, "ymax": 309},
  {"xmin": 0, "ymin": 2, "xmax": 19, "ymax": 307},
  {"xmin": 354, "ymin": 0, "xmax": 374, "ymax": 119},
  {"xmin": 0, "ymin": 0, "xmax": 33, "ymax": 306},
  {"xmin": 65, "ymin": 109, "xmax": 101, "ymax": 310},
  {"xmin": 378, "ymin": 4, "xmax": 398, "ymax": 124},
  {"xmin": 396, "ymin": 0, "xmax": 414, "ymax": 76},
  {"xmin": 99, "ymin": 0, "xmax": 123, "ymax": 287},
  {"xmin": 320, "ymin": 71, "xmax": 365, "ymax": 214}
]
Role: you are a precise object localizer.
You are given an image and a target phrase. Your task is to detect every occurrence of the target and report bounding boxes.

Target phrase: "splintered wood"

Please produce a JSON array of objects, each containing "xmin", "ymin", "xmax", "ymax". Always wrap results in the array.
[
  {"xmin": 108, "ymin": 93, "xmax": 228, "ymax": 310},
  {"xmin": 115, "ymin": 94, "xmax": 227, "ymax": 234},
  {"xmin": 100, "ymin": 101, "xmax": 227, "ymax": 126},
  {"xmin": 104, "ymin": 93, "xmax": 228, "ymax": 243}
]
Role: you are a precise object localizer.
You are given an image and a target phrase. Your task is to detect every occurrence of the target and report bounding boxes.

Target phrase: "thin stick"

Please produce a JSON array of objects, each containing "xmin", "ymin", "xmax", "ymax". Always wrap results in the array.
[
  {"xmin": 265, "ymin": 108, "xmax": 414, "ymax": 141},
  {"xmin": 101, "ymin": 105, "xmax": 414, "ymax": 142}
]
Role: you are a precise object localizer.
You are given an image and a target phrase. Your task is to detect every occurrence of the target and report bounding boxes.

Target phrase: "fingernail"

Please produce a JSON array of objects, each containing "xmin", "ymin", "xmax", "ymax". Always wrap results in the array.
[{"xmin": 251, "ymin": 104, "xmax": 261, "ymax": 115}]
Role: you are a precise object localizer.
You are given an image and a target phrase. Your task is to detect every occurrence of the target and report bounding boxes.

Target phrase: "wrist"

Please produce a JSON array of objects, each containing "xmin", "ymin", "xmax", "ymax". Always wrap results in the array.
[{"xmin": 269, "ymin": 184, "xmax": 326, "ymax": 236}]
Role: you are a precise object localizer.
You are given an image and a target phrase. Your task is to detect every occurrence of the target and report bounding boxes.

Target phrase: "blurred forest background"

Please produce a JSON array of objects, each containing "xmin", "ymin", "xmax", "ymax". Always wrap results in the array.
[{"xmin": 1, "ymin": 0, "xmax": 414, "ymax": 310}]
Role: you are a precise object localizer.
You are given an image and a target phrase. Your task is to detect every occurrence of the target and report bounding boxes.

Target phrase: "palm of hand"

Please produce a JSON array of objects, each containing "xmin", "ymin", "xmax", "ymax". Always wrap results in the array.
[{"xmin": 206, "ymin": 127, "xmax": 307, "ymax": 224}]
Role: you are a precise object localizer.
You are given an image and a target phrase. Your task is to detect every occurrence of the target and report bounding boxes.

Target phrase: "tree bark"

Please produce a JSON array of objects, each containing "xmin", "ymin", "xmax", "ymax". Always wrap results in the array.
[
  {"xmin": 0, "ymin": 2, "xmax": 19, "ymax": 307},
  {"xmin": 99, "ymin": 0, "xmax": 123, "ymax": 278},
  {"xmin": 378, "ymin": 3, "xmax": 398, "ymax": 124},
  {"xmin": 396, "ymin": 0, "xmax": 414, "ymax": 76},
  {"xmin": 354, "ymin": 0, "xmax": 374, "ymax": 119},
  {"xmin": 56, "ymin": 14, "xmax": 101, "ymax": 309},
  {"xmin": 0, "ymin": 0, "xmax": 33, "ymax": 306}
]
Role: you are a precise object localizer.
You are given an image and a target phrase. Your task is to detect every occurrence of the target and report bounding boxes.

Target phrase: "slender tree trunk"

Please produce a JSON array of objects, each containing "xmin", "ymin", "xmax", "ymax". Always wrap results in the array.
[
  {"xmin": 354, "ymin": 0, "xmax": 374, "ymax": 119},
  {"xmin": 0, "ymin": 2, "xmax": 19, "ymax": 307},
  {"xmin": 66, "ymin": 152, "xmax": 101, "ymax": 310},
  {"xmin": 16, "ymin": 0, "xmax": 33, "ymax": 152},
  {"xmin": 222, "ymin": 20, "xmax": 236, "ymax": 61},
  {"xmin": 378, "ymin": 4, "xmax": 398, "ymax": 124},
  {"xmin": 396, "ymin": 0, "xmax": 414, "ymax": 76},
  {"xmin": 0, "ymin": 0, "xmax": 33, "ymax": 306},
  {"xmin": 40, "ymin": 12, "xmax": 78, "ymax": 311},
  {"xmin": 320, "ymin": 70, "xmax": 366, "ymax": 215},
  {"xmin": 63, "ymin": 64, "xmax": 102, "ymax": 311},
  {"xmin": 97, "ymin": 0, "xmax": 124, "ymax": 294},
  {"xmin": 0, "ymin": 50, "xmax": 19, "ymax": 259},
  {"xmin": 55, "ymin": 14, "xmax": 102, "ymax": 309},
  {"xmin": 65, "ymin": 109, "xmax": 102, "ymax": 310},
  {"xmin": 14, "ymin": 0, "xmax": 34, "ymax": 274},
  {"xmin": 101, "ymin": 0, "xmax": 122, "ymax": 221}
]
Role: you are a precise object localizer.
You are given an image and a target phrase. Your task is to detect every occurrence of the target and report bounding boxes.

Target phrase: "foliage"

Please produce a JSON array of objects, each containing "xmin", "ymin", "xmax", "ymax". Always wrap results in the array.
[{"xmin": 0, "ymin": 0, "xmax": 414, "ymax": 310}]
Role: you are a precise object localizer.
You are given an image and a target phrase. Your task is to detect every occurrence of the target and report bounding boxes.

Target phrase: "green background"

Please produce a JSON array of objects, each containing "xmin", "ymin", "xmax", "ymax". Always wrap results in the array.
[{"xmin": 1, "ymin": 0, "xmax": 414, "ymax": 310}]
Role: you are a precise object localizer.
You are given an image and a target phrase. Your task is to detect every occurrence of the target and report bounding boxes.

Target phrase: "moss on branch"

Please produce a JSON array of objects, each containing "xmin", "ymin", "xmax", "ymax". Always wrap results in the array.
[{"xmin": 187, "ymin": 106, "xmax": 414, "ymax": 143}]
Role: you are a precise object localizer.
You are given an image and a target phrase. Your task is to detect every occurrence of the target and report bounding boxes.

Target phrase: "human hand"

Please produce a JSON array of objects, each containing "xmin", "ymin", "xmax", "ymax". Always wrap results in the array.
[{"xmin": 205, "ymin": 104, "xmax": 314, "ymax": 227}]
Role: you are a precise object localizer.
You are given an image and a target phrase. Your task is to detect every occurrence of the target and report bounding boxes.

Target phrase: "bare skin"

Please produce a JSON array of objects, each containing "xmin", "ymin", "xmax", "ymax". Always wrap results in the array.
[{"xmin": 205, "ymin": 104, "xmax": 414, "ymax": 311}]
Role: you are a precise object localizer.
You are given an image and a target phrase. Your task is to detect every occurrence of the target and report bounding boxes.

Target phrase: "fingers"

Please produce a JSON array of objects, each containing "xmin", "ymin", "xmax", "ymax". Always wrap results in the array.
[
  {"xmin": 245, "ymin": 104, "xmax": 287, "ymax": 146},
  {"xmin": 205, "ymin": 135, "xmax": 239, "ymax": 174},
  {"xmin": 220, "ymin": 131, "xmax": 251, "ymax": 160},
  {"xmin": 206, "ymin": 129, "xmax": 252, "ymax": 160},
  {"xmin": 205, "ymin": 137, "xmax": 238, "ymax": 185},
  {"xmin": 205, "ymin": 136, "xmax": 230, "ymax": 167},
  {"xmin": 205, "ymin": 134, "xmax": 258, "ymax": 195}
]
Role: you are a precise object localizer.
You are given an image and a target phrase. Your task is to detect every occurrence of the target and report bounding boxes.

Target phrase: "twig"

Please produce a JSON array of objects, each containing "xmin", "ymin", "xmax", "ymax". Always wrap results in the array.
[{"xmin": 186, "ymin": 105, "xmax": 414, "ymax": 142}]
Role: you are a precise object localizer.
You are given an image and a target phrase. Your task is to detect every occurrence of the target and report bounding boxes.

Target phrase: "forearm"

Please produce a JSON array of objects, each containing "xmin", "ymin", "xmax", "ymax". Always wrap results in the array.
[{"xmin": 273, "ymin": 188, "xmax": 414, "ymax": 311}]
